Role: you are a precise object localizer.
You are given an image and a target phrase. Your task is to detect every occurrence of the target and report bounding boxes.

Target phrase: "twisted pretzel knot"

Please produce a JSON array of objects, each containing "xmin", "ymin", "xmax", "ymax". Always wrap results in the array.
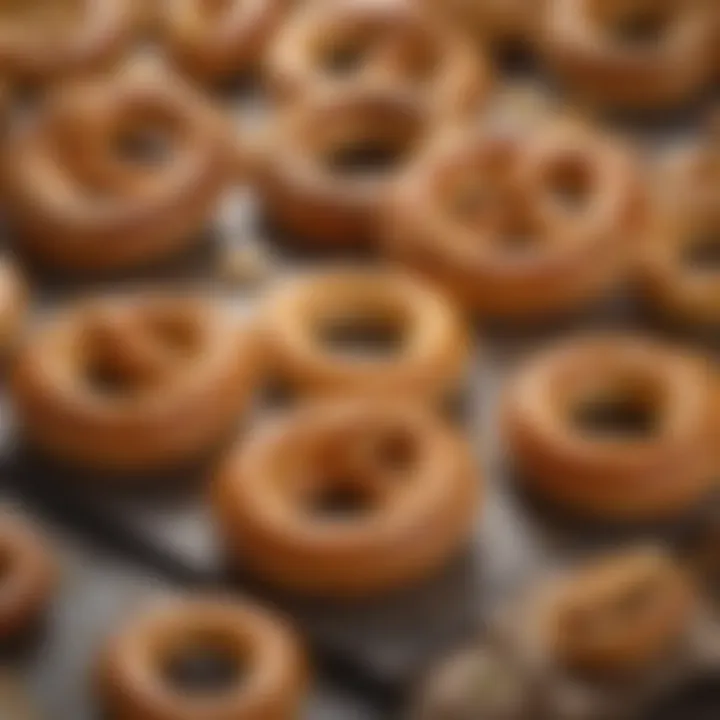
[
  {"xmin": 641, "ymin": 110, "xmax": 720, "ymax": 326},
  {"xmin": 45, "ymin": 63, "xmax": 219, "ymax": 198},
  {"xmin": 213, "ymin": 398, "xmax": 479, "ymax": 597},
  {"xmin": 0, "ymin": 0, "xmax": 135, "ymax": 81},
  {"xmin": 268, "ymin": 0, "xmax": 487, "ymax": 115},
  {"xmin": 6, "ymin": 61, "xmax": 229, "ymax": 271},
  {"xmin": 0, "ymin": 512, "xmax": 57, "ymax": 640},
  {"xmin": 78, "ymin": 298, "xmax": 208, "ymax": 396},
  {"xmin": 665, "ymin": 110, "xmax": 720, "ymax": 208},
  {"xmin": 288, "ymin": 408, "xmax": 425, "ymax": 509},
  {"xmin": 548, "ymin": 549, "xmax": 693, "ymax": 674},
  {"xmin": 440, "ymin": 125, "xmax": 626, "ymax": 252},
  {"xmin": 312, "ymin": 7, "xmax": 445, "ymax": 87},
  {"xmin": 543, "ymin": 0, "xmax": 715, "ymax": 110},
  {"xmin": 164, "ymin": 0, "xmax": 286, "ymax": 80}
]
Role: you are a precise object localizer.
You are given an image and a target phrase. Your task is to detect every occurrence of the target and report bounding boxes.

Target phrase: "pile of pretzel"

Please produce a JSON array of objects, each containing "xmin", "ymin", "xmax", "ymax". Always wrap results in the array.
[{"xmin": 0, "ymin": 1, "xmax": 717, "ymax": 719}]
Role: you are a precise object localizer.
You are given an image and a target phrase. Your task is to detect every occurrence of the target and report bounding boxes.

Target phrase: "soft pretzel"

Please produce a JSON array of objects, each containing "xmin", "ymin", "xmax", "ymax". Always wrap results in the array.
[
  {"xmin": 256, "ymin": 84, "xmax": 442, "ymax": 248},
  {"xmin": 267, "ymin": 0, "xmax": 490, "ymax": 116},
  {"xmin": 502, "ymin": 335, "xmax": 716, "ymax": 521},
  {"xmin": 657, "ymin": 111, "xmax": 720, "ymax": 214},
  {"xmin": 639, "ymin": 203, "xmax": 720, "ymax": 329},
  {"xmin": 411, "ymin": 546, "xmax": 718, "ymax": 720},
  {"xmin": 160, "ymin": 0, "xmax": 288, "ymax": 83},
  {"xmin": 214, "ymin": 398, "xmax": 480, "ymax": 597},
  {"xmin": 544, "ymin": 548, "xmax": 694, "ymax": 675},
  {"xmin": 0, "ymin": 0, "xmax": 137, "ymax": 83},
  {"xmin": 384, "ymin": 119, "xmax": 643, "ymax": 320},
  {"xmin": 4, "ymin": 61, "xmax": 232, "ymax": 273},
  {"xmin": 0, "ymin": 510, "xmax": 57, "ymax": 640},
  {"xmin": 12, "ymin": 292, "xmax": 258, "ymax": 472},
  {"xmin": 258, "ymin": 268, "xmax": 469, "ymax": 402},
  {"xmin": 540, "ymin": 0, "xmax": 716, "ymax": 110},
  {"xmin": 638, "ymin": 115, "xmax": 720, "ymax": 328},
  {"xmin": 100, "ymin": 596, "xmax": 307, "ymax": 720}
]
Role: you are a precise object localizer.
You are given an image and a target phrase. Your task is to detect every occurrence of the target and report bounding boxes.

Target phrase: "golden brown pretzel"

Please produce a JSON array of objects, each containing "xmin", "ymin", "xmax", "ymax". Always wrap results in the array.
[
  {"xmin": 541, "ymin": 0, "xmax": 716, "ymax": 110},
  {"xmin": 12, "ymin": 293, "xmax": 258, "ymax": 473},
  {"xmin": 0, "ymin": 510, "xmax": 57, "ymax": 640},
  {"xmin": 502, "ymin": 335, "xmax": 716, "ymax": 521},
  {"xmin": 266, "ymin": 0, "xmax": 490, "ymax": 116},
  {"xmin": 384, "ymin": 119, "xmax": 643, "ymax": 320},
  {"xmin": 638, "ymin": 203, "xmax": 720, "ymax": 329},
  {"xmin": 4, "ymin": 61, "xmax": 232, "ymax": 274},
  {"xmin": 161, "ymin": 0, "xmax": 288, "ymax": 83},
  {"xmin": 214, "ymin": 398, "xmax": 480, "ymax": 597},
  {"xmin": 544, "ymin": 548, "xmax": 694, "ymax": 675},
  {"xmin": 657, "ymin": 112, "xmax": 720, "ymax": 214},
  {"xmin": 100, "ymin": 596, "xmax": 307, "ymax": 720},
  {"xmin": 256, "ymin": 85, "xmax": 442, "ymax": 248},
  {"xmin": 0, "ymin": 0, "xmax": 137, "ymax": 84},
  {"xmin": 637, "ymin": 116, "xmax": 720, "ymax": 328},
  {"xmin": 0, "ymin": 258, "xmax": 27, "ymax": 355},
  {"xmin": 258, "ymin": 268, "xmax": 469, "ymax": 401},
  {"xmin": 428, "ymin": 0, "xmax": 544, "ymax": 48}
]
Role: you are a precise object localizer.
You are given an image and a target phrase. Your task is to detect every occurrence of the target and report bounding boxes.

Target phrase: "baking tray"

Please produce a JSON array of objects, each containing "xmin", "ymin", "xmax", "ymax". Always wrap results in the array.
[
  {"xmin": 1, "ymin": 56, "xmax": 719, "ymax": 719},
  {"xmin": 0, "ymin": 493, "xmax": 383, "ymax": 720}
]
